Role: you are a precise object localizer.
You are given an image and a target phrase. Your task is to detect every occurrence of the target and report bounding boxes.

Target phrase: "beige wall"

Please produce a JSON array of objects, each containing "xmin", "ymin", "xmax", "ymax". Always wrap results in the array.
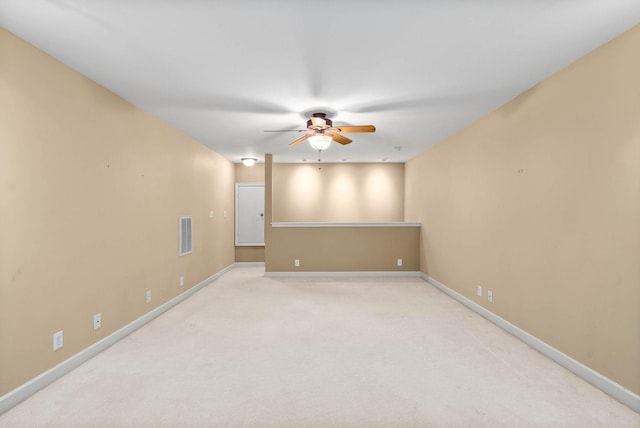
[
  {"xmin": 235, "ymin": 162, "xmax": 265, "ymax": 183},
  {"xmin": 265, "ymin": 158, "xmax": 417, "ymax": 272},
  {"xmin": 266, "ymin": 226, "xmax": 420, "ymax": 272},
  {"xmin": 405, "ymin": 25, "xmax": 640, "ymax": 395},
  {"xmin": 234, "ymin": 163, "xmax": 265, "ymax": 262},
  {"xmin": 0, "ymin": 29, "xmax": 236, "ymax": 395},
  {"xmin": 273, "ymin": 163, "xmax": 404, "ymax": 222},
  {"xmin": 235, "ymin": 246, "xmax": 265, "ymax": 263}
]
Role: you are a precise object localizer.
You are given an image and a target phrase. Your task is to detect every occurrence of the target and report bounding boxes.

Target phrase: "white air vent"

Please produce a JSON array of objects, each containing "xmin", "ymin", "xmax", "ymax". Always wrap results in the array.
[{"xmin": 179, "ymin": 216, "xmax": 192, "ymax": 256}]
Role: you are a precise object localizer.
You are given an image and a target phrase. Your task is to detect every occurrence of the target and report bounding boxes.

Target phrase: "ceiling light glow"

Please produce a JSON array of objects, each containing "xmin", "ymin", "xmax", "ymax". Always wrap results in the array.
[
  {"xmin": 241, "ymin": 157, "xmax": 257, "ymax": 167},
  {"xmin": 308, "ymin": 134, "xmax": 332, "ymax": 151}
]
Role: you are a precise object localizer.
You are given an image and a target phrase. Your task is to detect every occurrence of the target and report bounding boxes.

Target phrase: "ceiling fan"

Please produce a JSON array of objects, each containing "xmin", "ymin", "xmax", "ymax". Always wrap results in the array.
[{"xmin": 264, "ymin": 112, "xmax": 375, "ymax": 151}]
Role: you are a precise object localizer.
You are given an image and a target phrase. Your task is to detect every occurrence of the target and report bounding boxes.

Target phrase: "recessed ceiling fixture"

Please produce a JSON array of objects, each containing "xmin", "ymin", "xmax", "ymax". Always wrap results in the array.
[{"xmin": 241, "ymin": 157, "xmax": 257, "ymax": 167}]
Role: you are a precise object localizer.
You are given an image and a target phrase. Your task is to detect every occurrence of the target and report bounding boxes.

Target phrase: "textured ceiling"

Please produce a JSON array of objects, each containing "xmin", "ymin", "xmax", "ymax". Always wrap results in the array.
[{"xmin": 2, "ymin": 1, "xmax": 640, "ymax": 164}]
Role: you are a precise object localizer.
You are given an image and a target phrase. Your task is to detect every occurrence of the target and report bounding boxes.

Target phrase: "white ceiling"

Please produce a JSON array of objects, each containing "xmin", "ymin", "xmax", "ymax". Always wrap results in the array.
[{"xmin": 2, "ymin": 1, "xmax": 640, "ymax": 164}]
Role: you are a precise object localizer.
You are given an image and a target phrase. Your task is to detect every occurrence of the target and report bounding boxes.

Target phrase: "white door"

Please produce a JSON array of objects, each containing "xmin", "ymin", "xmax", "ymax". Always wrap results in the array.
[{"xmin": 235, "ymin": 183, "xmax": 265, "ymax": 246}]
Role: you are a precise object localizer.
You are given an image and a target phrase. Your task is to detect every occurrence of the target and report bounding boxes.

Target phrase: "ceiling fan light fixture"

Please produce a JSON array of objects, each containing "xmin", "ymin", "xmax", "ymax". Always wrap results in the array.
[
  {"xmin": 308, "ymin": 134, "xmax": 332, "ymax": 151},
  {"xmin": 241, "ymin": 157, "xmax": 257, "ymax": 167}
]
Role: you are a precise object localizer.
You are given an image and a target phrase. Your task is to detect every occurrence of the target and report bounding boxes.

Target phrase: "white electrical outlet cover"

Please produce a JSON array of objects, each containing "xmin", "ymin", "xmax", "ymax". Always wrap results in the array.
[
  {"xmin": 488, "ymin": 290, "xmax": 493, "ymax": 302},
  {"xmin": 53, "ymin": 331, "xmax": 63, "ymax": 351},
  {"xmin": 477, "ymin": 285, "xmax": 482, "ymax": 297},
  {"xmin": 180, "ymin": 276, "xmax": 184, "ymax": 286},
  {"xmin": 93, "ymin": 313, "xmax": 101, "ymax": 330},
  {"xmin": 294, "ymin": 259, "xmax": 300, "ymax": 267},
  {"xmin": 146, "ymin": 290, "xmax": 152, "ymax": 303}
]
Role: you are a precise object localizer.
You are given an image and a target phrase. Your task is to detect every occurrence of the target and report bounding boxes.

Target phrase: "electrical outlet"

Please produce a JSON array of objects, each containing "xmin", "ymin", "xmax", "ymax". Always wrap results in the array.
[
  {"xmin": 488, "ymin": 290, "xmax": 493, "ymax": 302},
  {"xmin": 53, "ymin": 331, "xmax": 63, "ymax": 351},
  {"xmin": 397, "ymin": 258, "xmax": 403, "ymax": 267},
  {"xmin": 180, "ymin": 276, "xmax": 184, "ymax": 286},
  {"xmin": 294, "ymin": 259, "xmax": 300, "ymax": 267},
  {"xmin": 209, "ymin": 210, "xmax": 214, "ymax": 218},
  {"xmin": 477, "ymin": 285, "xmax": 482, "ymax": 297},
  {"xmin": 146, "ymin": 290, "xmax": 152, "ymax": 303},
  {"xmin": 224, "ymin": 210, "xmax": 227, "ymax": 218},
  {"xmin": 93, "ymin": 313, "xmax": 102, "ymax": 330}
]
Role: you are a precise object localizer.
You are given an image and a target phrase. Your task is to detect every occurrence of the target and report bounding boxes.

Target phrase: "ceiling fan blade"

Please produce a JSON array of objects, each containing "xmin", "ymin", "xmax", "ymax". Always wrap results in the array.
[
  {"xmin": 289, "ymin": 134, "xmax": 311, "ymax": 146},
  {"xmin": 332, "ymin": 133, "xmax": 352, "ymax": 145},
  {"xmin": 342, "ymin": 89, "xmax": 512, "ymax": 114},
  {"xmin": 264, "ymin": 129, "xmax": 307, "ymax": 132},
  {"xmin": 333, "ymin": 125, "xmax": 376, "ymax": 133}
]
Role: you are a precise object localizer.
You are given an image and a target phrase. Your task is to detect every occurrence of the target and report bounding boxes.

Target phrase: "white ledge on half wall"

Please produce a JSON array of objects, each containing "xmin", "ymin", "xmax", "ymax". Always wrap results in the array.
[{"xmin": 271, "ymin": 222, "xmax": 421, "ymax": 228}]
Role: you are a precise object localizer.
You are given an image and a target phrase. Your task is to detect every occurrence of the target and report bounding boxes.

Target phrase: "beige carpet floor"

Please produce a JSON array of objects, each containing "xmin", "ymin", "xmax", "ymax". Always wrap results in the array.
[{"xmin": 1, "ymin": 266, "xmax": 638, "ymax": 427}]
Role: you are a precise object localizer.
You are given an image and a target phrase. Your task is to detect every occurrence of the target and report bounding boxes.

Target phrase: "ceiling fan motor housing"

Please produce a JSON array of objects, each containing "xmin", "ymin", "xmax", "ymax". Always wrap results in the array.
[{"xmin": 307, "ymin": 112, "xmax": 332, "ymax": 131}]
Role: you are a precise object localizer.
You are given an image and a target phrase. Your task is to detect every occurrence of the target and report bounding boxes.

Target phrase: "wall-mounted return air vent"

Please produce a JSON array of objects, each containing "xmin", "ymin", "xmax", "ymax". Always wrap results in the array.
[{"xmin": 179, "ymin": 216, "xmax": 192, "ymax": 256}]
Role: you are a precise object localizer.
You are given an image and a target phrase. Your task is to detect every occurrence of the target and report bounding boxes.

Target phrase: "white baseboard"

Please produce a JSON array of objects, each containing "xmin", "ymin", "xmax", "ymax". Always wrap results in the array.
[
  {"xmin": 264, "ymin": 271, "xmax": 422, "ymax": 278},
  {"xmin": 234, "ymin": 262, "xmax": 265, "ymax": 267},
  {"xmin": 0, "ymin": 263, "xmax": 236, "ymax": 416},
  {"xmin": 421, "ymin": 273, "xmax": 640, "ymax": 414}
]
